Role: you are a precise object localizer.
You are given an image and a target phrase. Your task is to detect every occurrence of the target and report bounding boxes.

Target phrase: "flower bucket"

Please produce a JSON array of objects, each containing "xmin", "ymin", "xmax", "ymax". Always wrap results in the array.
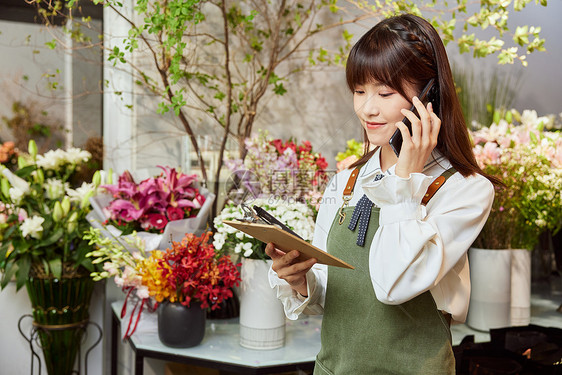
[
  {"xmin": 157, "ymin": 300, "xmax": 206, "ymax": 348},
  {"xmin": 239, "ymin": 258, "xmax": 285, "ymax": 350},
  {"xmin": 467, "ymin": 247, "xmax": 532, "ymax": 331},
  {"xmin": 510, "ymin": 249, "xmax": 531, "ymax": 326},
  {"xmin": 25, "ymin": 263, "xmax": 94, "ymax": 375},
  {"xmin": 467, "ymin": 248, "xmax": 512, "ymax": 332}
]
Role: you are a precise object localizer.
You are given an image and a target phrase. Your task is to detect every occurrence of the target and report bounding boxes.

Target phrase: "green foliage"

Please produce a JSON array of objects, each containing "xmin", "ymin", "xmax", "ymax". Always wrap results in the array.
[
  {"xmin": 453, "ymin": 65, "xmax": 522, "ymax": 129},
  {"xmin": 347, "ymin": 0, "xmax": 546, "ymax": 66}
]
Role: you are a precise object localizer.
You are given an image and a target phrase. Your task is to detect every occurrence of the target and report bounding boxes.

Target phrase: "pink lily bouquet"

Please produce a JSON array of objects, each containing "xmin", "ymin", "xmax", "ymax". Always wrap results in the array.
[{"xmin": 88, "ymin": 166, "xmax": 215, "ymax": 251}]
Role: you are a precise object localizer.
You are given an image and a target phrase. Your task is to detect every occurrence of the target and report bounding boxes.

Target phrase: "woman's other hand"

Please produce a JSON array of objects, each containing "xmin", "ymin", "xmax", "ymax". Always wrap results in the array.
[
  {"xmin": 265, "ymin": 242, "xmax": 317, "ymax": 297},
  {"xmin": 394, "ymin": 96, "xmax": 441, "ymax": 178}
]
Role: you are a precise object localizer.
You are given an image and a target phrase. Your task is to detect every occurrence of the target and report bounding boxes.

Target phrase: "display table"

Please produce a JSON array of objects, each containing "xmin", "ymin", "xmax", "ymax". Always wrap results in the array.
[{"xmin": 111, "ymin": 301, "xmax": 322, "ymax": 375}]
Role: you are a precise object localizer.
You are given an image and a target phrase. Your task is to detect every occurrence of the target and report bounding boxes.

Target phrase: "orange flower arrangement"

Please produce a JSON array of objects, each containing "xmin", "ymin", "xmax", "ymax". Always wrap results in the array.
[
  {"xmin": 86, "ymin": 229, "xmax": 240, "ymax": 338},
  {"xmin": 154, "ymin": 232, "xmax": 241, "ymax": 309}
]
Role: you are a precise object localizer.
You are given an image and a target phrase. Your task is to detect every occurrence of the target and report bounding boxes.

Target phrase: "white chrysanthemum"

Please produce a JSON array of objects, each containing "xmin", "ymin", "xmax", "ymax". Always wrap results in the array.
[
  {"xmin": 213, "ymin": 233, "xmax": 226, "ymax": 250},
  {"xmin": 20, "ymin": 215, "xmax": 45, "ymax": 239}
]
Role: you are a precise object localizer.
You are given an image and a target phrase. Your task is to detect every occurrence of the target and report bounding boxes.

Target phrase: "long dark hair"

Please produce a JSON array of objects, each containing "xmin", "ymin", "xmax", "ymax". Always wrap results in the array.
[{"xmin": 346, "ymin": 14, "xmax": 501, "ymax": 185}]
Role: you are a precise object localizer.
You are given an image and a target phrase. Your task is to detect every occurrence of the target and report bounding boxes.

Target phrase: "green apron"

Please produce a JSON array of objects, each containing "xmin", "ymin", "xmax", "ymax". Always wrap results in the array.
[{"xmin": 314, "ymin": 171, "xmax": 456, "ymax": 375}]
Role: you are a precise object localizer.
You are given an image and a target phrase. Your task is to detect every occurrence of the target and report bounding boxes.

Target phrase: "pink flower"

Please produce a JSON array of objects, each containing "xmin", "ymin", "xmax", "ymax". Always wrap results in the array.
[
  {"xmin": 336, "ymin": 155, "xmax": 359, "ymax": 172},
  {"xmin": 166, "ymin": 206, "xmax": 185, "ymax": 221},
  {"xmin": 18, "ymin": 209, "xmax": 28, "ymax": 222},
  {"xmin": 482, "ymin": 142, "xmax": 501, "ymax": 164},
  {"xmin": 108, "ymin": 199, "xmax": 144, "ymax": 221},
  {"xmin": 147, "ymin": 213, "xmax": 168, "ymax": 230}
]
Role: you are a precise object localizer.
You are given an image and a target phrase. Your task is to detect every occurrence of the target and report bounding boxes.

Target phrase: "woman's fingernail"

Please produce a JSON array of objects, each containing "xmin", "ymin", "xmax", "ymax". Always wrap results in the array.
[
  {"xmin": 428, "ymin": 102, "xmax": 433, "ymax": 111},
  {"xmin": 413, "ymin": 96, "xmax": 419, "ymax": 102}
]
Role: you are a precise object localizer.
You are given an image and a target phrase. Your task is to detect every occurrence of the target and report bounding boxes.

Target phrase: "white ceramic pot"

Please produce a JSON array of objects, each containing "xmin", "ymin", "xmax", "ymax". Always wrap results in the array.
[
  {"xmin": 467, "ymin": 247, "xmax": 512, "ymax": 331},
  {"xmin": 239, "ymin": 258, "xmax": 286, "ymax": 349},
  {"xmin": 510, "ymin": 249, "xmax": 531, "ymax": 326}
]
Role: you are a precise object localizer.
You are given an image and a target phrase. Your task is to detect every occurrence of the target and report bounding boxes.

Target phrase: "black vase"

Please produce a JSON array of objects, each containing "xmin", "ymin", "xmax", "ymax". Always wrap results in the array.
[{"xmin": 157, "ymin": 300, "xmax": 206, "ymax": 348}]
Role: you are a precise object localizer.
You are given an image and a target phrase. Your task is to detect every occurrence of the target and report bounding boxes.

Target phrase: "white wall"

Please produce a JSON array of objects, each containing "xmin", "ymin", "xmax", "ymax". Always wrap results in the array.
[{"xmin": 0, "ymin": 19, "xmax": 102, "ymax": 149}]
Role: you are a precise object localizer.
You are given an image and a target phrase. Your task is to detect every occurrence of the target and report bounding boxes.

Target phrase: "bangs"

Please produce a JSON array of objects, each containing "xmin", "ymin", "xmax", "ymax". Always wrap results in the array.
[{"xmin": 346, "ymin": 25, "xmax": 417, "ymax": 96}]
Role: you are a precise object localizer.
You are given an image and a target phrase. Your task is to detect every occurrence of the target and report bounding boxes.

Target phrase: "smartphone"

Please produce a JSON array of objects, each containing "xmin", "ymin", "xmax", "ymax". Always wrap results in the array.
[{"xmin": 389, "ymin": 78, "xmax": 440, "ymax": 157}]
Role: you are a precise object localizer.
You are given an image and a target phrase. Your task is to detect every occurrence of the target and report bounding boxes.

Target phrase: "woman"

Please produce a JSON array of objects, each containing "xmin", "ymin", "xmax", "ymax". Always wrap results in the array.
[{"xmin": 266, "ymin": 13, "xmax": 498, "ymax": 374}]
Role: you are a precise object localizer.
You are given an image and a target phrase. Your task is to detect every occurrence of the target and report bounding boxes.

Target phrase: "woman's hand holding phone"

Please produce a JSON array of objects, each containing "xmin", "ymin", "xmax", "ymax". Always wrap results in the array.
[
  {"xmin": 265, "ymin": 242, "xmax": 317, "ymax": 297},
  {"xmin": 394, "ymin": 96, "xmax": 441, "ymax": 178}
]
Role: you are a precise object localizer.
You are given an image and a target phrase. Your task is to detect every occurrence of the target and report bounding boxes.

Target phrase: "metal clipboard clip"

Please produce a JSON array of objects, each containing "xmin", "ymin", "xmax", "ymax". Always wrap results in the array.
[{"xmin": 239, "ymin": 203, "xmax": 303, "ymax": 240}]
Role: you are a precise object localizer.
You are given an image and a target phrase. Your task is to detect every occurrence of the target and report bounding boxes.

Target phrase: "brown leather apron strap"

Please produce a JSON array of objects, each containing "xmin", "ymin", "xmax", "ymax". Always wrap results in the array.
[
  {"xmin": 422, "ymin": 176, "xmax": 445, "ymax": 205},
  {"xmin": 338, "ymin": 166, "xmax": 362, "ymax": 225},
  {"xmin": 422, "ymin": 167, "xmax": 456, "ymax": 206},
  {"xmin": 343, "ymin": 167, "xmax": 361, "ymax": 197}
]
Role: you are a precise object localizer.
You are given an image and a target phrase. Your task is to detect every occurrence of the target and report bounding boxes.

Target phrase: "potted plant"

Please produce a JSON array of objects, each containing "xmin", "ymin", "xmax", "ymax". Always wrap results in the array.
[
  {"xmin": 85, "ymin": 229, "xmax": 240, "ymax": 347},
  {"xmin": 0, "ymin": 140, "xmax": 102, "ymax": 375},
  {"xmin": 213, "ymin": 196, "xmax": 316, "ymax": 349},
  {"xmin": 467, "ymin": 110, "xmax": 562, "ymax": 331}
]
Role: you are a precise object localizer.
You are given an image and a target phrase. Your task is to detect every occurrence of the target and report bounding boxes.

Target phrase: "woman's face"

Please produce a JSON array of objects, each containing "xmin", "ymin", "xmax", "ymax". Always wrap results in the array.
[{"xmin": 353, "ymin": 80, "xmax": 417, "ymax": 147}]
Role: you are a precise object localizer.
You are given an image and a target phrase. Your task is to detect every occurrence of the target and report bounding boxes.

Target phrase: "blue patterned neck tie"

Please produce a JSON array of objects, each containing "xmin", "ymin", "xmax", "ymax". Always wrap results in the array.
[
  {"xmin": 348, "ymin": 194, "xmax": 374, "ymax": 247},
  {"xmin": 347, "ymin": 173, "xmax": 383, "ymax": 247}
]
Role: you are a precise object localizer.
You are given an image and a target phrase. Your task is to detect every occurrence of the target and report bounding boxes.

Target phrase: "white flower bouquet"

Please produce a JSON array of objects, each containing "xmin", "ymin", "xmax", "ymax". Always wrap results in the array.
[
  {"xmin": 213, "ymin": 197, "xmax": 316, "ymax": 260},
  {"xmin": 0, "ymin": 140, "xmax": 103, "ymax": 287}
]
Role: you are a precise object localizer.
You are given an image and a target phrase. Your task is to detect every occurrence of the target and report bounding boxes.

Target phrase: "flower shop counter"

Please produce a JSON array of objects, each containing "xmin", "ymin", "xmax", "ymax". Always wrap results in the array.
[{"xmin": 111, "ymin": 301, "xmax": 322, "ymax": 375}]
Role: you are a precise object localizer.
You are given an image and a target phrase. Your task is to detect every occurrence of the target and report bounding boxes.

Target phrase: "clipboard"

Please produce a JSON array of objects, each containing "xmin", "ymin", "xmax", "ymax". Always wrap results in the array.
[{"xmin": 223, "ymin": 220, "xmax": 354, "ymax": 269}]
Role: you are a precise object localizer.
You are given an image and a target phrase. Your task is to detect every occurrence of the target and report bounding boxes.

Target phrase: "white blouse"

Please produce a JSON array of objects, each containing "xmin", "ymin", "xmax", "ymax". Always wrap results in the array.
[{"xmin": 268, "ymin": 149, "xmax": 494, "ymax": 323}]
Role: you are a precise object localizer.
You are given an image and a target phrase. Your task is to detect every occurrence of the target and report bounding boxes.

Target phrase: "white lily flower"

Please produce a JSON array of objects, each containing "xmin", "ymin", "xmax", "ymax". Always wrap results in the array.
[
  {"xmin": 1, "ymin": 167, "xmax": 31, "ymax": 194},
  {"xmin": 65, "ymin": 148, "xmax": 91, "ymax": 165},
  {"xmin": 20, "ymin": 215, "xmax": 45, "ymax": 239},
  {"xmin": 36, "ymin": 149, "xmax": 67, "ymax": 170},
  {"xmin": 45, "ymin": 178, "xmax": 68, "ymax": 200},
  {"xmin": 66, "ymin": 182, "xmax": 95, "ymax": 203}
]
